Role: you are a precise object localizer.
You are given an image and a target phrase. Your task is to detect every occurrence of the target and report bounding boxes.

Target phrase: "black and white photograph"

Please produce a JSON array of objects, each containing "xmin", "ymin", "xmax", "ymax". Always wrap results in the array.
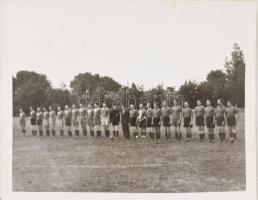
[{"xmin": 0, "ymin": 0, "xmax": 257, "ymax": 199}]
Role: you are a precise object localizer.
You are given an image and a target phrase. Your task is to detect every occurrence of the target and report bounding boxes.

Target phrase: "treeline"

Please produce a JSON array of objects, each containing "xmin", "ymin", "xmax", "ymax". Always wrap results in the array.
[{"xmin": 13, "ymin": 44, "xmax": 245, "ymax": 116}]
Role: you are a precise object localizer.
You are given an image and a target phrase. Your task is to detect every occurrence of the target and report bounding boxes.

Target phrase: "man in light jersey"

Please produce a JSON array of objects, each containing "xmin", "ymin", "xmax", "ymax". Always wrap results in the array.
[
  {"xmin": 43, "ymin": 107, "xmax": 50, "ymax": 136},
  {"xmin": 72, "ymin": 104, "xmax": 79, "ymax": 136},
  {"xmin": 19, "ymin": 108, "xmax": 26, "ymax": 135},
  {"xmin": 194, "ymin": 100, "xmax": 205, "ymax": 142},
  {"xmin": 87, "ymin": 104, "xmax": 94, "ymax": 137},
  {"xmin": 30, "ymin": 107, "xmax": 37, "ymax": 136},
  {"xmin": 182, "ymin": 102, "xmax": 193, "ymax": 142},
  {"xmin": 36, "ymin": 107, "xmax": 43, "ymax": 136},
  {"xmin": 57, "ymin": 106, "xmax": 64, "ymax": 136},
  {"xmin": 101, "ymin": 103, "xmax": 110, "ymax": 137},
  {"xmin": 49, "ymin": 106, "xmax": 56, "ymax": 136},
  {"xmin": 171, "ymin": 100, "xmax": 182, "ymax": 140},
  {"xmin": 129, "ymin": 105, "xmax": 138, "ymax": 139},
  {"xmin": 152, "ymin": 102, "xmax": 162, "ymax": 140},
  {"xmin": 78, "ymin": 104, "xmax": 87, "ymax": 136},
  {"xmin": 138, "ymin": 104, "xmax": 147, "ymax": 138},
  {"xmin": 226, "ymin": 101, "xmax": 239, "ymax": 143},
  {"xmin": 146, "ymin": 103, "xmax": 154, "ymax": 139},
  {"xmin": 215, "ymin": 99, "xmax": 226, "ymax": 143},
  {"xmin": 93, "ymin": 103, "xmax": 102, "ymax": 137},
  {"xmin": 205, "ymin": 100, "xmax": 215, "ymax": 143}
]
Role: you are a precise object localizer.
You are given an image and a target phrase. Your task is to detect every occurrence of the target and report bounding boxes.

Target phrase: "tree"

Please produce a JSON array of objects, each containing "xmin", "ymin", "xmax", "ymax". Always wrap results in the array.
[
  {"xmin": 13, "ymin": 71, "xmax": 51, "ymax": 115},
  {"xmin": 224, "ymin": 43, "xmax": 245, "ymax": 106},
  {"xmin": 178, "ymin": 80, "xmax": 200, "ymax": 107},
  {"xmin": 46, "ymin": 89, "xmax": 73, "ymax": 110}
]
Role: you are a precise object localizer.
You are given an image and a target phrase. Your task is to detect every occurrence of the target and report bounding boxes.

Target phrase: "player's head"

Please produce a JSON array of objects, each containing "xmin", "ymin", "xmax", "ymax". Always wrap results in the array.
[
  {"xmin": 147, "ymin": 103, "xmax": 151, "ymax": 108},
  {"xmin": 217, "ymin": 99, "xmax": 222, "ymax": 106},
  {"xmin": 154, "ymin": 102, "xmax": 157, "ymax": 109},
  {"xmin": 72, "ymin": 104, "xmax": 76, "ymax": 109},
  {"xmin": 49, "ymin": 106, "xmax": 52, "ymax": 110},
  {"xmin": 94, "ymin": 103, "xmax": 98, "ymax": 108},
  {"xmin": 184, "ymin": 102, "xmax": 189, "ymax": 108},
  {"xmin": 174, "ymin": 100, "xmax": 178, "ymax": 106},
  {"xmin": 139, "ymin": 104, "xmax": 143, "ymax": 109},
  {"xmin": 227, "ymin": 101, "xmax": 232, "ymax": 107},
  {"xmin": 19, "ymin": 108, "xmax": 23, "ymax": 113},
  {"xmin": 197, "ymin": 100, "xmax": 201, "ymax": 106},
  {"xmin": 162, "ymin": 101, "xmax": 167, "ymax": 107},
  {"xmin": 57, "ymin": 106, "xmax": 61, "ymax": 111},
  {"xmin": 103, "ymin": 103, "xmax": 106, "ymax": 108},
  {"xmin": 65, "ymin": 105, "xmax": 69, "ymax": 110},
  {"xmin": 79, "ymin": 103, "xmax": 83, "ymax": 108},
  {"xmin": 30, "ymin": 106, "xmax": 33, "ymax": 111},
  {"xmin": 37, "ymin": 107, "xmax": 41, "ymax": 112},
  {"xmin": 130, "ymin": 104, "xmax": 134, "ymax": 110},
  {"xmin": 206, "ymin": 100, "xmax": 211, "ymax": 106}
]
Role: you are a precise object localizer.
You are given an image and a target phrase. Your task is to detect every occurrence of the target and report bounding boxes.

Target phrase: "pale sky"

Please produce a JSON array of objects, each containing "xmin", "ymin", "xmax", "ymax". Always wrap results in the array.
[{"xmin": 1, "ymin": 0, "xmax": 256, "ymax": 90}]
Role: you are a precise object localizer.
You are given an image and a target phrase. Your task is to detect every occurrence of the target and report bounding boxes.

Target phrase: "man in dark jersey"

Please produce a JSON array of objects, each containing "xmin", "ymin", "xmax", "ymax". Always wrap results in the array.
[
  {"xmin": 64, "ymin": 105, "xmax": 72, "ymax": 137},
  {"xmin": 72, "ymin": 104, "xmax": 79, "ymax": 136},
  {"xmin": 36, "ymin": 107, "xmax": 43, "ymax": 136},
  {"xmin": 30, "ymin": 107, "xmax": 37, "ymax": 136},
  {"xmin": 161, "ymin": 101, "xmax": 171, "ymax": 140},
  {"xmin": 194, "ymin": 100, "xmax": 205, "ymax": 141},
  {"xmin": 182, "ymin": 102, "xmax": 193, "ymax": 142},
  {"xmin": 49, "ymin": 106, "xmax": 56, "ymax": 136},
  {"xmin": 152, "ymin": 102, "xmax": 162, "ymax": 139},
  {"xmin": 226, "ymin": 101, "xmax": 239, "ymax": 143},
  {"xmin": 205, "ymin": 100, "xmax": 215, "ymax": 143},
  {"xmin": 146, "ymin": 103, "xmax": 154, "ymax": 139},
  {"xmin": 110, "ymin": 104, "xmax": 120, "ymax": 139},
  {"xmin": 215, "ymin": 99, "xmax": 226, "ymax": 142},
  {"xmin": 43, "ymin": 107, "xmax": 50, "ymax": 136},
  {"xmin": 121, "ymin": 104, "xmax": 130, "ymax": 139},
  {"xmin": 129, "ymin": 105, "xmax": 138, "ymax": 139}
]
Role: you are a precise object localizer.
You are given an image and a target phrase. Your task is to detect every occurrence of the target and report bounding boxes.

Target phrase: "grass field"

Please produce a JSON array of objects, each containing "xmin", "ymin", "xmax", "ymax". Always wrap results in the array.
[{"xmin": 12, "ymin": 112, "xmax": 245, "ymax": 192}]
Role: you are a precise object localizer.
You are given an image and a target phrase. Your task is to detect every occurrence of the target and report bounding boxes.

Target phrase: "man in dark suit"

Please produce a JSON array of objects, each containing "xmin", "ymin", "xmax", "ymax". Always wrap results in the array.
[{"xmin": 121, "ymin": 105, "xmax": 130, "ymax": 139}]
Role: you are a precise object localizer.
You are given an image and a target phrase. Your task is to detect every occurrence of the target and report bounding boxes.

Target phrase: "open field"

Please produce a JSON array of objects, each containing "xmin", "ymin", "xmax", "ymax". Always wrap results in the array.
[{"xmin": 13, "ymin": 112, "xmax": 245, "ymax": 192}]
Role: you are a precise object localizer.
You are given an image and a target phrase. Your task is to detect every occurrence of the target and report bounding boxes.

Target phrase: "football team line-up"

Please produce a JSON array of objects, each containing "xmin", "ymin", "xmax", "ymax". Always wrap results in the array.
[{"xmin": 18, "ymin": 99, "xmax": 239, "ymax": 143}]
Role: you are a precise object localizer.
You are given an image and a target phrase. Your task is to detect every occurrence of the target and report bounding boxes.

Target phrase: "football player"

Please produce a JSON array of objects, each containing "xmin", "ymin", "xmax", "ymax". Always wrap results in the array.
[
  {"xmin": 194, "ymin": 100, "xmax": 205, "ymax": 142},
  {"xmin": 226, "ymin": 101, "xmax": 239, "ymax": 143}
]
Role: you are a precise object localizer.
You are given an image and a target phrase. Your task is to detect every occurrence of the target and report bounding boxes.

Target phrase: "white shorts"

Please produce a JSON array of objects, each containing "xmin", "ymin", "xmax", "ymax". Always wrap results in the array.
[
  {"xmin": 43, "ymin": 119, "xmax": 49, "ymax": 127},
  {"xmin": 49, "ymin": 120, "xmax": 56, "ymax": 129},
  {"xmin": 101, "ymin": 117, "xmax": 109, "ymax": 125},
  {"xmin": 57, "ymin": 119, "xmax": 64, "ymax": 128}
]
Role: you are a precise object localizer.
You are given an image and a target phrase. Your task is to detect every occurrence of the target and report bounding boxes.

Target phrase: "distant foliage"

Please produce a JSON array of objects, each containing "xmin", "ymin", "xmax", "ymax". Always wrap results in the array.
[{"xmin": 13, "ymin": 44, "xmax": 245, "ymax": 116}]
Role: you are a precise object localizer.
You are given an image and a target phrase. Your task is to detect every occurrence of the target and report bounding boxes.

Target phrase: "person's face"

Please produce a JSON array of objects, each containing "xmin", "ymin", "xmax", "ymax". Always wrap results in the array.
[
  {"xmin": 103, "ymin": 104, "xmax": 106, "ymax": 108},
  {"xmin": 197, "ymin": 101, "xmax": 201, "ymax": 106},
  {"xmin": 154, "ymin": 104, "xmax": 157, "ymax": 109},
  {"xmin": 174, "ymin": 100, "xmax": 177, "ymax": 105},
  {"xmin": 206, "ymin": 100, "xmax": 211, "ymax": 106},
  {"xmin": 49, "ymin": 106, "xmax": 52, "ymax": 110},
  {"xmin": 58, "ymin": 107, "xmax": 61, "ymax": 111},
  {"xmin": 140, "ymin": 105, "xmax": 143, "ymax": 109},
  {"xmin": 121, "ymin": 105, "xmax": 125, "ymax": 110},
  {"xmin": 72, "ymin": 105, "xmax": 75, "ymax": 109},
  {"xmin": 184, "ymin": 103, "xmax": 188, "ymax": 108},
  {"xmin": 20, "ymin": 109, "xmax": 23, "ymax": 113},
  {"xmin": 217, "ymin": 100, "xmax": 221, "ymax": 106},
  {"xmin": 227, "ymin": 102, "xmax": 232, "ymax": 107}
]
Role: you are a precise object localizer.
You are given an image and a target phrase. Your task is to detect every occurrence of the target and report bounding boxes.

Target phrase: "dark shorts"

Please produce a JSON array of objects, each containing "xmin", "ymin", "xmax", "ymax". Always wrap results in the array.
[
  {"xmin": 31, "ymin": 118, "xmax": 36, "ymax": 125},
  {"xmin": 227, "ymin": 116, "xmax": 236, "ymax": 127},
  {"xmin": 153, "ymin": 117, "xmax": 160, "ymax": 127},
  {"xmin": 36, "ymin": 119, "xmax": 42, "ymax": 126},
  {"xmin": 139, "ymin": 119, "xmax": 146, "ymax": 129},
  {"xmin": 196, "ymin": 116, "xmax": 204, "ymax": 126},
  {"xmin": 146, "ymin": 117, "xmax": 152, "ymax": 127},
  {"xmin": 216, "ymin": 116, "xmax": 225, "ymax": 126},
  {"xmin": 206, "ymin": 116, "xmax": 215, "ymax": 128},
  {"xmin": 111, "ymin": 119, "xmax": 120, "ymax": 126},
  {"xmin": 65, "ymin": 118, "xmax": 72, "ymax": 126},
  {"xmin": 130, "ymin": 117, "xmax": 137, "ymax": 127},
  {"xmin": 162, "ymin": 116, "xmax": 170, "ymax": 127},
  {"xmin": 184, "ymin": 117, "xmax": 191, "ymax": 128}
]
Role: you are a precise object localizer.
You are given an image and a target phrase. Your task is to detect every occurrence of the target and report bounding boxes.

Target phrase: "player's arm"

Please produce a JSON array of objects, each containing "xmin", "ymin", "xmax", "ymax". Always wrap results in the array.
[{"xmin": 235, "ymin": 108, "xmax": 239, "ymax": 124}]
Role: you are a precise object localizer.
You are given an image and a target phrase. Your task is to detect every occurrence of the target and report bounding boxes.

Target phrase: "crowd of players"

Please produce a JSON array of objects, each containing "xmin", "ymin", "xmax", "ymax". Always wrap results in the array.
[{"xmin": 18, "ymin": 99, "xmax": 239, "ymax": 143}]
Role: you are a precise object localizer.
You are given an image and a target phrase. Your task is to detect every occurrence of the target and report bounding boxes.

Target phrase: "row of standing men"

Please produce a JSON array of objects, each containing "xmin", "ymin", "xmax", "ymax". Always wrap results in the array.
[{"xmin": 19, "ymin": 99, "xmax": 239, "ymax": 143}]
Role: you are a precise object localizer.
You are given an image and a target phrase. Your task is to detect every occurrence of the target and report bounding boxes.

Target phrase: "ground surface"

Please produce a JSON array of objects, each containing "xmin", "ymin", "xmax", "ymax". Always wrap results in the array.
[{"xmin": 12, "ymin": 112, "xmax": 245, "ymax": 192}]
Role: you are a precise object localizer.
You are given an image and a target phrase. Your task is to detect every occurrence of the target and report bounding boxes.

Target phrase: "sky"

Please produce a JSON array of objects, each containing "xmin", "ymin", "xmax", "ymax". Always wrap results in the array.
[{"xmin": 1, "ymin": 0, "xmax": 256, "ymax": 90}]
